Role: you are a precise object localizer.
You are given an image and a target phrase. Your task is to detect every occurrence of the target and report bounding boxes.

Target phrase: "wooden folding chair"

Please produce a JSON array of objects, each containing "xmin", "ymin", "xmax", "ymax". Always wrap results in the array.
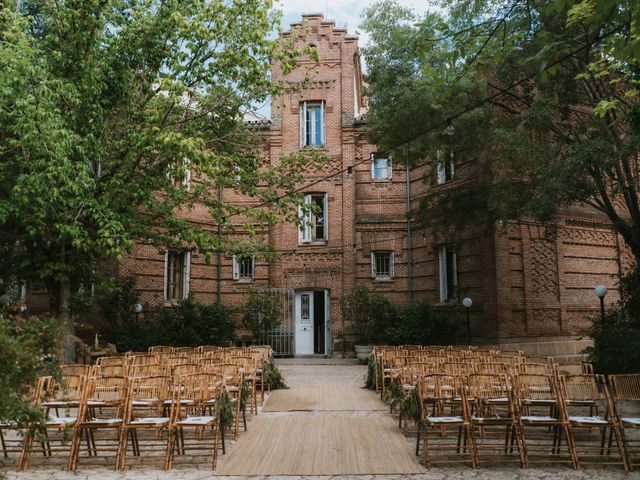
[
  {"xmin": 117, "ymin": 375, "xmax": 171, "ymax": 470},
  {"xmin": 60, "ymin": 365, "xmax": 91, "ymax": 377},
  {"xmin": 415, "ymin": 373, "xmax": 477, "ymax": 468},
  {"xmin": 67, "ymin": 375, "xmax": 127, "ymax": 471},
  {"xmin": 148, "ymin": 346, "xmax": 174, "ymax": 354},
  {"xmin": 560, "ymin": 374, "xmax": 629, "ymax": 470},
  {"xmin": 609, "ymin": 374, "xmax": 640, "ymax": 469},
  {"xmin": 466, "ymin": 373, "xmax": 525, "ymax": 467},
  {"xmin": 18, "ymin": 375, "xmax": 84, "ymax": 471},
  {"xmin": 515, "ymin": 373, "xmax": 578, "ymax": 469},
  {"xmin": 165, "ymin": 373, "xmax": 223, "ymax": 470},
  {"xmin": 2, "ymin": 377, "xmax": 47, "ymax": 469}
]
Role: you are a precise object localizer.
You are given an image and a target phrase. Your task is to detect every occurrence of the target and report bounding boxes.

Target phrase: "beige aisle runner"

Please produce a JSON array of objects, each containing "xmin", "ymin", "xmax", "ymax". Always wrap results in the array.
[
  {"xmin": 215, "ymin": 377, "xmax": 425, "ymax": 475},
  {"xmin": 215, "ymin": 415, "xmax": 423, "ymax": 475},
  {"xmin": 262, "ymin": 384, "xmax": 387, "ymax": 412}
]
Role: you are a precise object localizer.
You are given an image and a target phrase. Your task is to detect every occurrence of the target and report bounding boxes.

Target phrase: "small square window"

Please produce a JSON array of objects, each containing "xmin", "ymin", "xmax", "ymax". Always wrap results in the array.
[
  {"xmin": 233, "ymin": 255, "xmax": 254, "ymax": 281},
  {"xmin": 371, "ymin": 251, "xmax": 394, "ymax": 279},
  {"xmin": 371, "ymin": 154, "xmax": 391, "ymax": 180}
]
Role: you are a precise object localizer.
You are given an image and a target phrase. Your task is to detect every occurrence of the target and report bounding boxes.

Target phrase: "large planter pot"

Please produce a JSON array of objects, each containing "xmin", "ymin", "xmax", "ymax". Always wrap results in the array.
[{"xmin": 354, "ymin": 345, "xmax": 373, "ymax": 364}]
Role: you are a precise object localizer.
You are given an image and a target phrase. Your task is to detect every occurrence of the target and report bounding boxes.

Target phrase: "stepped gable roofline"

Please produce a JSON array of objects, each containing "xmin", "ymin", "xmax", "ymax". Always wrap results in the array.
[{"xmin": 282, "ymin": 13, "xmax": 357, "ymax": 39}]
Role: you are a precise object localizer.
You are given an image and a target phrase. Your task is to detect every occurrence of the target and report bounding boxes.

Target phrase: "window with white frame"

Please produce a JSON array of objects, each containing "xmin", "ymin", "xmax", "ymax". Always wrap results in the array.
[
  {"xmin": 232, "ymin": 255, "xmax": 254, "ymax": 281},
  {"xmin": 438, "ymin": 246, "xmax": 457, "ymax": 301},
  {"xmin": 436, "ymin": 149, "xmax": 455, "ymax": 184},
  {"xmin": 164, "ymin": 250, "xmax": 191, "ymax": 301},
  {"xmin": 300, "ymin": 101, "xmax": 325, "ymax": 148},
  {"xmin": 171, "ymin": 158, "xmax": 191, "ymax": 191},
  {"xmin": 371, "ymin": 251, "xmax": 394, "ymax": 279},
  {"xmin": 371, "ymin": 153, "xmax": 391, "ymax": 180},
  {"xmin": 7, "ymin": 281, "xmax": 27, "ymax": 302},
  {"xmin": 299, "ymin": 193, "xmax": 327, "ymax": 243}
]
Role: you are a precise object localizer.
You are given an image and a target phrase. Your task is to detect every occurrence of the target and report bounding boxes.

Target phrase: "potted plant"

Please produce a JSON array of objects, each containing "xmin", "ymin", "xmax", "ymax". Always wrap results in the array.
[{"xmin": 341, "ymin": 285, "xmax": 392, "ymax": 363}]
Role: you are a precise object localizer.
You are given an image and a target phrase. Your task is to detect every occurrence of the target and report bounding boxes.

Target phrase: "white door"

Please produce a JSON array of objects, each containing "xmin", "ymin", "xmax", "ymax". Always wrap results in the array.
[{"xmin": 295, "ymin": 291, "xmax": 314, "ymax": 355}]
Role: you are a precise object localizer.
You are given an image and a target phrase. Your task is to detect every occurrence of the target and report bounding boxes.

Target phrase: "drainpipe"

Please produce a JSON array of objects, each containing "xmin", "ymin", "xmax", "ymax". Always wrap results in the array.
[
  {"xmin": 406, "ymin": 162, "xmax": 413, "ymax": 304},
  {"xmin": 216, "ymin": 187, "xmax": 222, "ymax": 303}
]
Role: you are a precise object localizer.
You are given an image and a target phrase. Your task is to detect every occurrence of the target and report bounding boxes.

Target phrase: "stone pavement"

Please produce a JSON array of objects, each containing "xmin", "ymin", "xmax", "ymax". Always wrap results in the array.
[{"xmin": 2, "ymin": 362, "xmax": 634, "ymax": 480}]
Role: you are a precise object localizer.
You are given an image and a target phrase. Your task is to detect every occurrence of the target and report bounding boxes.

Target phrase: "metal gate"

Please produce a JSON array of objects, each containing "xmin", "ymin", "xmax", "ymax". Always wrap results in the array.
[{"xmin": 265, "ymin": 288, "xmax": 295, "ymax": 357}]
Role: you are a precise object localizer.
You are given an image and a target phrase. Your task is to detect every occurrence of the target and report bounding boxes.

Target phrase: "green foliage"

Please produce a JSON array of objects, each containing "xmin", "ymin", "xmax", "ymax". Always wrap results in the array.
[
  {"xmin": 362, "ymin": 1, "xmax": 640, "ymax": 260},
  {"xmin": 242, "ymin": 288, "xmax": 283, "ymax": 344},
  {"xmin": 586, "ymin": 309, "xmax": 640, "ymax": 374},
  {"xmin": 365, "ymin": 354, "xmax": 382, "ymax": 390},
  {"xmin": 341, "ymin": 285, "xmax": 456, "ymax": 346},
  {"xmin": 262, "ymin": 358, "xmax": 288, "ymax": 390},
  {"xmin": 586, "ymin": 265, "xmax": 640, "ymax": 373},
  {"xmin": 383, "ymin": 378, "xmax": 405, "ymax": 409},
  {"xmin": 0, "ymin": 314, "xmax": 61, "ymax": 425},
  {"xmin": 340, "ymin": 284, "xmax": 395, "ymax": 345},
  {"xmin": 214, "ymin": 389, "xmax": 235, "ymax": 433},
  {"xmin": 0, "ymin": 1, "xmax": 326, "ymax": 358},
  {"xmin": 382, "ymin": 301, "xmax": 457, "ymax": 346},
  {"xmin": 97, "ymin": 276, "xmax": 235, "ymax": 352}
]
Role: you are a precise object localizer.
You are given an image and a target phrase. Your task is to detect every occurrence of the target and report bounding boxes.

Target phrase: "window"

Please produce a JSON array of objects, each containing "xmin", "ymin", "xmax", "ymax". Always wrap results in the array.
[
  {"xmin": 299, "ymin": 193, "xmax": 327, "ymax": 243},
  {"xmin": 6, "ymin": 281, "xmax": 27, "ymax": 302},
  {"xmin": 232, "ymin": 255, "xmax": 254, "ymax": 281},
  {"xmin": 438, "ymin": 246, "xmax": 457, "ymax": 301},
  {"xmin": 436, "ymin": 149, "xmax": 455, "ymax": 184},
  {"xmin": 371, "ymin": 153, "xmax": 391, "ymax": 180},
  {"xmin": 301, "ymin": 293, "xmax": 310, "ymax": 319},
  {"xmin": 300, "ymin": 101, "xmax": 325, "ymax": 148},
  {"xmin": 164, "ymin": 250, "xmax": 191, "ymax": 301},
  {"xmin": 171, "ymin": 158, "xmax": 191, "ymax": 190},
  {"xmin": 371, "ymin": 251, "xmax": 394, "ymax": 279}
]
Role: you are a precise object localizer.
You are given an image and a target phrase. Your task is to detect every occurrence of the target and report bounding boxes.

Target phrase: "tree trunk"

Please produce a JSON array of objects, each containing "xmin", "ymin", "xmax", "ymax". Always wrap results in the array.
[{"xmin": 48, "ymin": 280, "xmax": 76, "ymax": 363}]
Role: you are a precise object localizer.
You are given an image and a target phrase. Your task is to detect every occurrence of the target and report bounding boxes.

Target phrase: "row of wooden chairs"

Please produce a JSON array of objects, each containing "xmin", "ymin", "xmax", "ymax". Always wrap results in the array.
[
  {"xmin": 1, "ymin": 345, "xmax": 273, "ymax": 471},
  {"xmin": 373, "ymin": 346, "xmax": 640, "ymax": 470},
  {"xmin": 414, "ymin": 372, "xmax": 634, "ymax": 470}
]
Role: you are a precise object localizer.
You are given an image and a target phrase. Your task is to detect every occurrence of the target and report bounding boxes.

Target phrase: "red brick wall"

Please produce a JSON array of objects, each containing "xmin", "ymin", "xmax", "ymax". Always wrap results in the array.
[{"xmin": 112, "ymin": 14, "xmax": 629, "ymax": 351}]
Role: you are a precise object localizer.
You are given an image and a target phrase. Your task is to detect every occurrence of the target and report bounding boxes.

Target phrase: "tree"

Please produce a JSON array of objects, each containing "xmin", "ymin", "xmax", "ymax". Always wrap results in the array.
[
  {"xmin": 0, "ymin": 312, "xmax": 61, "ymax": 427},
  {"xmin": 0, "ymin": 1, "xmax": 321, "ymax": 360},
  {"xmin": 242, "ymin": 288, "xmax": 283, "ymax": 344},
  {"xmin": 362, "ymin": 0, "xmax": 640, "ymax": 255}
]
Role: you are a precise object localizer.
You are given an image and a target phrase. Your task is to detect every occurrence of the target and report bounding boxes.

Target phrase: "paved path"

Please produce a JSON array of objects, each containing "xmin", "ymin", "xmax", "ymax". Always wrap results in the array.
[{"xmin": 2, "ymin": 362, "xmax": 633, "ymax": 479}]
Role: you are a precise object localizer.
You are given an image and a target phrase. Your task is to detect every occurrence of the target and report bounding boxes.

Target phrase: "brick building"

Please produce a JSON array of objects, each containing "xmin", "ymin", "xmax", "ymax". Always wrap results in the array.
[{"xmin": 115, "ymin": 14, "xmax": 627, "ymax": 358}]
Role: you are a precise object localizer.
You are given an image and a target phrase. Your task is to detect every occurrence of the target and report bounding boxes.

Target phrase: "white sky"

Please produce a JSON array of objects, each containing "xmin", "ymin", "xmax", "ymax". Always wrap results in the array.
[{"xmin": 277, "ymin": 0, "xmax": 436, "ymax": 50}]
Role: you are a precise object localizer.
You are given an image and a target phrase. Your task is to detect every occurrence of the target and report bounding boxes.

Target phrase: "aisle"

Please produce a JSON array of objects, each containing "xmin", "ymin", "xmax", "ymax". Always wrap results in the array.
[{"xmin": 214, "ymin": 363, "xmax": 425, "ymax": 476}]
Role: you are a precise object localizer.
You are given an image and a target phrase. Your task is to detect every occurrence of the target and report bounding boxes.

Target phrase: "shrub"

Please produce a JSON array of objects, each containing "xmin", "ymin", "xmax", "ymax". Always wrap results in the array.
[
  {"xmin": 586, "ymin": 309, "xmax": 640, "ymax": 373},
  {"xmin": 340, "ymin": 284, "xmax": 395, "ymax": 344},
  {"xmin": 0, "ymin": 314, "xmax": 61, "ymax": 426},
  {"xmin": 586, "ymin": 265, "xmax": 640, "ymax": 373},
  {"xmin": 97, "ymin": 276, "xmax": 235, "ymax": 352},
  {"xmin": 382, "ymin": 301, "xmax": 457, "ymax": 346},
  {"xmin": 242, "ymin": 288, "xmax": 283, "ymax": 344}
]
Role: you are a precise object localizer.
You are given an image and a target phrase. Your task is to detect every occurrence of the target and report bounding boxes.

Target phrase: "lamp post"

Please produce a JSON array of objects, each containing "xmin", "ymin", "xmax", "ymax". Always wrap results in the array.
[
  {"xmin": 594, "ymin": 285, "xmax": 608, "ymax": 323},
  {"xmin": 462, "ymin": 297, "xmax": 472, "ymax": 346},
  {"xmin": 134, "ymin": 303, "xmax": 143, "ymax": 322}
]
